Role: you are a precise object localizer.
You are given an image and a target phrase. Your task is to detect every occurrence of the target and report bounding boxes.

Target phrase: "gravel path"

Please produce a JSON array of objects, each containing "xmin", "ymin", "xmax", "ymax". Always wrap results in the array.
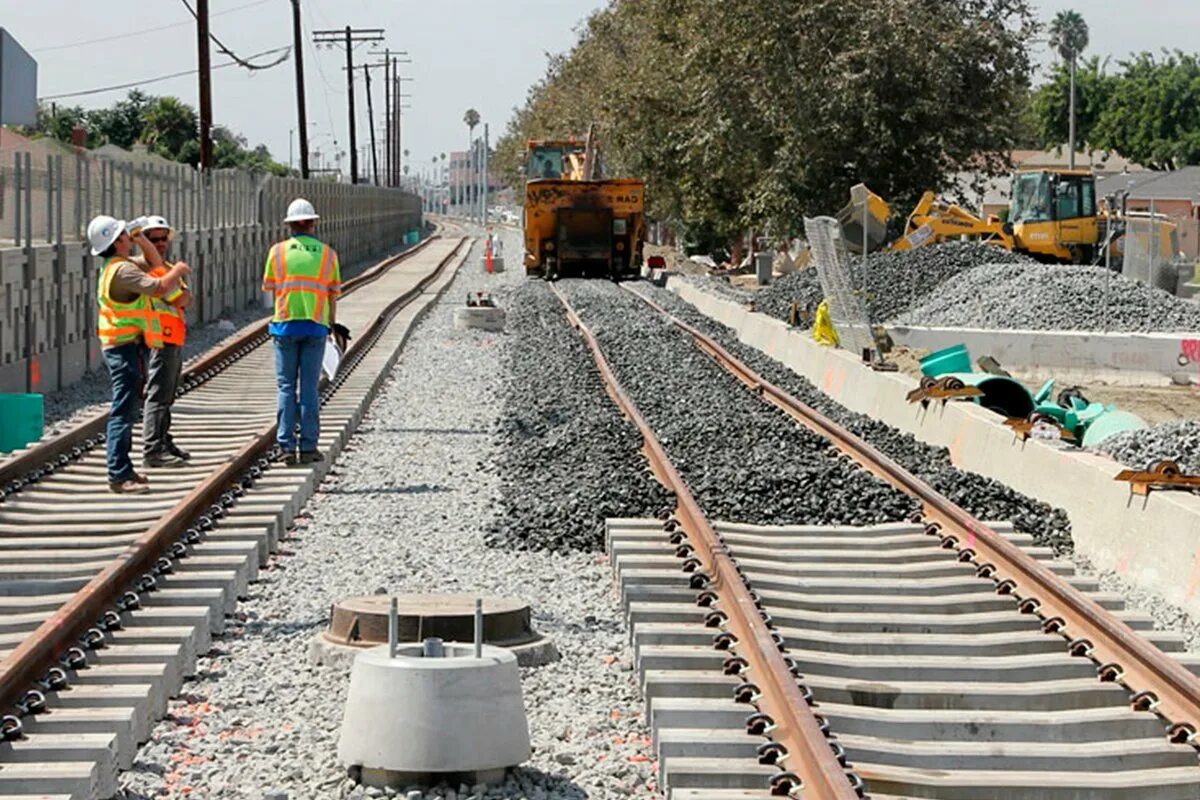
[
  {"xmin": 628, "ymin": 282, "xmax": 1074, "ymax": 555},
  {"xmin": 560, "ymin": 280, "xmax": 920, "ymax": 527},
  {"xmin": 117, "ymin": 231, "xmax": 659, "ymax": 800}
]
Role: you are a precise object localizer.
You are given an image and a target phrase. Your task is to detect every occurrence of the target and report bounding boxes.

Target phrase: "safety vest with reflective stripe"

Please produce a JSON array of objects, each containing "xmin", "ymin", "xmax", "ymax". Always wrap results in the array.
[
  {"xmin": 148, "ymin": 265, "xmax": 187, "ymax": 347},
  {"xmin": 97, "ymin": 257, "xmax": 165, "ymax": 349},
  {"xmin": 261, "ymin": 236, "xmax": 340, "ymax": 326}
]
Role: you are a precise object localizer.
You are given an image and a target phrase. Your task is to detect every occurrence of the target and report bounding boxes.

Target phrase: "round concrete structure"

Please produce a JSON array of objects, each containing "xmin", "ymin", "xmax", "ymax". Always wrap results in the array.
[
  {"xmin": 337, "ymin": 643, "xmax": 530, "ymax": 786},
  {"xmin": 311, "ymin": 593, "xmax": 557, "ymax": 667}
]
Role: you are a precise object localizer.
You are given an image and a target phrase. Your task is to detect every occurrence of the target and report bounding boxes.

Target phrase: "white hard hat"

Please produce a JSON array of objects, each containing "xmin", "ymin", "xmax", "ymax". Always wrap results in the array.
[
  {"xmin": 87, "ymin": 215, "xmax": 127, "ymax": 256},
  {"xmin": 143, "ymin": 215, "xmax": 174, "ymax": 238},
  {"xmin": 283, "ymin": 198, "xmax": 319, "ymax": 223}
]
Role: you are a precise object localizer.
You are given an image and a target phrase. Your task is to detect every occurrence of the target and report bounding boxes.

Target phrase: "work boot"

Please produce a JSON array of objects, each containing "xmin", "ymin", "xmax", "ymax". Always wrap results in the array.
[
  {"xmin": 144, "ymin": 451, "xmax": 187, "ymax": 468},
  {"xmin": 298, "ymin": 450, "xmax": 325, "ymax": 465},
  {"xmin": 110, "ymin": 477, "xmax": 151, "ymax": 494},
  {"xmin": 167, "ymin": 443, "xmax": 192, "ymax": 461},
  {"xmin": 274, "ymin": 450, "xmax": 299, "ymax": 466}
]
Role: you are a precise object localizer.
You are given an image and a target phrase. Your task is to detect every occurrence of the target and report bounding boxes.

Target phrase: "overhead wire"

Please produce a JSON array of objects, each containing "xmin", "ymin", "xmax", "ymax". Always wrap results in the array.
[
  {"xmin": 39, "ymin": 45, "xmax": 290, "ymax": 100},
  {"xmin": 32, "ymin": 0, "xmax": 274, "ymax": 52},
  {"xmin": 177, "ymin": 0, "xmax": 290, "ymax": 70}
]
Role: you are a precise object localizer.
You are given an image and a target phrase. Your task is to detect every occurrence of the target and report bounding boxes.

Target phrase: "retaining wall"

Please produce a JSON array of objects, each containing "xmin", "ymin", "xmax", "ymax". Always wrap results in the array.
[
  {"xmin": 0, "ymin": 156, "xmax": 421, "ymax": 394},
  {"xmin": 671, "ymin": 278, "xmax": 1200, "ymax": 618},
  {"xmin": 884, "ymin": 324, "xmax": 1200, "ymax": 387}
]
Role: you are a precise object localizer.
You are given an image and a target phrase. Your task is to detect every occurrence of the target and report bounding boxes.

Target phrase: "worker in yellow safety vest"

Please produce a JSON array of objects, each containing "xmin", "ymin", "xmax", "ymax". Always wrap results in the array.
[
  {"xmin": 128, "ymin": 215, "xmax": 193, "ymax": 468},
  {"xmin": 89, "ymin": 215, "xmax": 191, "ymax": 493},
  {"xmin": 262, "ymin": 198, "xmax": 341, "ymax": 465}
]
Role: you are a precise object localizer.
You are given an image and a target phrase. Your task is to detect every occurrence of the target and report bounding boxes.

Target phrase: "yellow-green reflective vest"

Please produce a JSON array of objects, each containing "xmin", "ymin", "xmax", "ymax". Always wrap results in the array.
[
  {"xmin": 261, "ymin": 236, "xmax": 340, "ymax": 326},
  {"xmin": 97, "ymin": 257, "xmax": 165, "ymax": 348}
]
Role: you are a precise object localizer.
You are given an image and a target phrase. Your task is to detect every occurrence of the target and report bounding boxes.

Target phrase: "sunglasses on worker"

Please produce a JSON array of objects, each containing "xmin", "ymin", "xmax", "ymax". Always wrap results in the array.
[{"xmin": 147, "ymin": 235, "xmax": 169, "ymax": 244}]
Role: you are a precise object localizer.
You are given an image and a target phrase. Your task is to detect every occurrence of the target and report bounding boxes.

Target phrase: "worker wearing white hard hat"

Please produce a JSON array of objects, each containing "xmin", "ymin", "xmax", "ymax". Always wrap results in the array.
[
  {"xmin": 88, "ymin": 214, "xmax": 191, "ymax": 494},
  {"xmin": 129, "ymin": 215, "xmax": 193, "ymax": 468},
  {"xmin": 262, "ymin": 198, "xmax": 341, "ymax": 465}
]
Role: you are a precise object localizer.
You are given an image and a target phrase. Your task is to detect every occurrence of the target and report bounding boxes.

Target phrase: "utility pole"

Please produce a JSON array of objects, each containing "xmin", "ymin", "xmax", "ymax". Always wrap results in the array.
[
  {"xmin": 290, "ymin": 0, "xmax": 310, "ymax": 179},
  {"xmin": 314, "ymin": 26, "xmax": 385, "ymax": 184},
  {"xmin": 196, "ymin": 0, "xmax": 213, "ymax": 170},
  {"xmin": 482, "ymin": 122, "xmax": 490, "ymax": 225},
  {"xmin": 362, "ymin": 65, "xmax": 379, "ymax": 185}
]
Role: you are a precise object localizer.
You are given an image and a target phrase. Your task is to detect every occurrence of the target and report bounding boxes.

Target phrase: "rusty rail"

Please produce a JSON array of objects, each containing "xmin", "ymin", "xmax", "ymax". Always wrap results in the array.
[
  {"xmin": 550, "ymin": 284, "xmax": 859, "ymax": 799},
  {"xmin": 0, "ymin": 235, "xmax": 439, "ymax": 492},
  {"xmin": 0, "ymin": 236, "xmax": 467, "ymax": 714},
  {"xmin": 627, "ymin": 285, "xmax": 1200, "ymax": 743}
]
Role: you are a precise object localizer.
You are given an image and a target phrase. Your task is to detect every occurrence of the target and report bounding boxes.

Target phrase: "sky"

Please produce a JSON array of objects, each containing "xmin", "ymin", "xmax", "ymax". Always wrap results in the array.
[{"xmin": 2, "ymin": 0, "xmax": 1199, "ymax": 179}]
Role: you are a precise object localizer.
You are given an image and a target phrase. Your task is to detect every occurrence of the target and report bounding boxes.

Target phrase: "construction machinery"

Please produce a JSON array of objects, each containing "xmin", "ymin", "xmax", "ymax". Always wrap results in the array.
[
  {"xmin": 838, "ymin": 169, "xmax": 1179, "ymax": 267},
  {"xmin": 522, "ymin": 129, "xmax": 645, "ymax": 280}
]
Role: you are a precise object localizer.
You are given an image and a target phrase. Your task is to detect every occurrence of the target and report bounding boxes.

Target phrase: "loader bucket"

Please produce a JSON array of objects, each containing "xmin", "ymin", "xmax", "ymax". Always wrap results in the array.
[{"xmin": 838, "ymin": 184, "xmax": 891, "ymax": 254}]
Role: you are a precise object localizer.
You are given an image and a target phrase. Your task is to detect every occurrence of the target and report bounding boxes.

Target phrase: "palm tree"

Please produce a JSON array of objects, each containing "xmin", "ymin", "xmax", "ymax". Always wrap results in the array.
[
  {"xmin": 1048, "ymin": 9, "xmax": 1089, "ymax": 169},
  {"xmin": 463, "ymin": 109, "xmax": 480, "ymax": 215}
]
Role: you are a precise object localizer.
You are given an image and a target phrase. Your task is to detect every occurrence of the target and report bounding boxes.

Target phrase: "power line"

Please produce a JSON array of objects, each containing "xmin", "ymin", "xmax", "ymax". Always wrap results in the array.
[
  {"xmin": 32, "ymin": 0, "xmax": 274, "ymax": 52},
  {"xmin": 177, "ymin": 0, "xmax": 289, "ymax": 70},
  {"xmin": 39, "ymin": 45, "xmax": 290, "ymax": 101}
]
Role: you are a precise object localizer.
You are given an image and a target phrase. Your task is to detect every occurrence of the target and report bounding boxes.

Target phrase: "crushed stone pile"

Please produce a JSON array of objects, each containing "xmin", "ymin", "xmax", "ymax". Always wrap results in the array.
[
  {"xmin": 897, "ymin": 262, "xmax": 1200, "ymax": 332},
  {"xmin": 1095, "ymin": 420, "xmax": 1200, "ymax": 475}
]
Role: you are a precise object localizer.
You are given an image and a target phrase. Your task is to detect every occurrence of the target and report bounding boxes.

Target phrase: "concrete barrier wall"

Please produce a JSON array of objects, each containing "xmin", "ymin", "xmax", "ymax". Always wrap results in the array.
[
  {"xmin": 671, "ymin": 278, "xmax": 1200, "ymax": 617},
  {"xmin": 0, "ymin": 165, "xmax": 422, "ymax": 395},
  {"xmin": 885, "ymin": 324, "xmax": 1200, "ymax": 387}
]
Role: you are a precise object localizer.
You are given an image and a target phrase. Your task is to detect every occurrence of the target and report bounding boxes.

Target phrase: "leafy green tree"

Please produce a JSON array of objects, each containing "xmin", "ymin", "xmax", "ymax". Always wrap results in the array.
[
  {"xmin": 140, "ymin": 97, "xmax": 198, "ymax": 161},
  {"xmin": 1093, "ymin": 51, "xmax": 1200, "ymax": 170},
  {"xmin": 87, "ymin": 90, "xmax": 153, "ymax": 149},
  {"xmin": 1032, "ymin": 56, "xmax": 1115, "ymax": 150},
  {"xmin": 1048, "ymin": 9, "xmax": 1090, "ymax": 167}
]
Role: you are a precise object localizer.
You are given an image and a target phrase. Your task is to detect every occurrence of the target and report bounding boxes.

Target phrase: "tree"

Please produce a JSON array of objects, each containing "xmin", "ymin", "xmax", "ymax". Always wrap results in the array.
[
  {"xmin": 88, "ymin": 90, "xmax": 154, "ymax": 150},
  {"xmin": 140, "ymin": 97, "xmax": 198, "ymax": 161},
  {"xmin": 1048, "ymin": 9, "xmax": 1090, "ymax": 168},
  {"xmin": 497, "ymin": 0, "xmax": 1038, "ymax": 248},
  {"xmin": 1092, "ymin": 51, "xmax": 1200, "ymax": 170},
  {"xmin": 1032, "ymin": 56, "xmax": 1114, "ymax": 151}
]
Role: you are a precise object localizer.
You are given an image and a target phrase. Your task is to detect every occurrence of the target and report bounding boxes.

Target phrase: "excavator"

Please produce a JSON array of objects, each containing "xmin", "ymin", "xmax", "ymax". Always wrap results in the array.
[
  {"xmin": 522, "ymin": 127, "xmax": 645, "ymax": 280},
  {"xmin": 839, "ymin": 169, "xmax": 1177, "ymax": 267}
]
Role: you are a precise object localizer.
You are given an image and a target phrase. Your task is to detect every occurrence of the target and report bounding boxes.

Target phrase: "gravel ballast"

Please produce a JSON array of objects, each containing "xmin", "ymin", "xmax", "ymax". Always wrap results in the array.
[
  {"xmin": 117, "ymin": 231, "xmax": 659, "ymax": 800},
  {"xmin": 487, "ymin": 281, "xmax": 672, "ymax": 552},
  {"xmin": 561, "ymin": 280, "xmax": 920, "ymax": 527},
  {"xmin": 628, "ymin": 282, "xmax": 1074, "ymax": 554}
]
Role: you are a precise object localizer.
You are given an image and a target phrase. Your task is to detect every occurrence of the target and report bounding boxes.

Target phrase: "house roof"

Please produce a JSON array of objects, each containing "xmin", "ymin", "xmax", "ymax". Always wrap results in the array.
[{"xmin": 1100, "ymin": 166, "xmax": 1200, "ymax": 203}]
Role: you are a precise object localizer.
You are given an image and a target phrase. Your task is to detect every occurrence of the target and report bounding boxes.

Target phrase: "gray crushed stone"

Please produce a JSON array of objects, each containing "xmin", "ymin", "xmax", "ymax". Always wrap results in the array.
[
  {"xmin": 629, "ymin": 282, "xmax": 1074, "ymax": 555},
  {"xmin": 116, "ymin": 230, "xmax": 659, "ymax": 800},
  {"xmin": 750, "ymin": 242, "xmax": 1033, "ymax": 324},
  {"xmin": 897, "ymin": 262, "xmax": 1200, "ymax": 332},
  {"xmin": 1095, "ymin": 420, "xmax": 1200, "ymax": 474},
  {"xmin": 560, "ymin": 279, "xmax": 920, "ymax": 526},
  {"xmin": 486, "ymin": 280, "xmax": 673, "ymax": 552}
]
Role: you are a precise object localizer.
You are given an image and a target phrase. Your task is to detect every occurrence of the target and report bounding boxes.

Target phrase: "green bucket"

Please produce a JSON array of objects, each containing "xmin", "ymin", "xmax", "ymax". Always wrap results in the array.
[
  {"xmin": 919, "ymin": 344, "xmax": 972, "ymax": 378},
  {"xmin": 0, "ymin": 393, "xmax": 44, "ymax": 453}
]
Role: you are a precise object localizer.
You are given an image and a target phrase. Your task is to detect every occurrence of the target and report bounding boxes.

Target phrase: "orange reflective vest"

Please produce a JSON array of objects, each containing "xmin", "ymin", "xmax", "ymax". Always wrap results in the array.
[
  {"xmin": 261, "ymin": 236, "xmax": 340, "ymax": 326},
  {"xmin": 97, "ymin": 257, "xmax": 166, "ymax": 349},
  {"xmin": 148, "ymin": 265, "xmax": 187, "ymax": 347}
]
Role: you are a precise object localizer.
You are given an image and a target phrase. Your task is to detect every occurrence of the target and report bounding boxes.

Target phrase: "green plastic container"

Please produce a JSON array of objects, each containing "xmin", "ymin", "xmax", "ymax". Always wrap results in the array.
[
  {"xmin": 919, "ymin": 344, "xmax": 972, "ymax": 378},
  {"xmin": 1080, "ymin": 410, "xmax": 1148, "ymax": 448},
  {"xmin": 404, "ymin": 230, "xmax": 420, "ymax": 246},
  {"xmin": 0, "ymin": 393, "xmax": 44, "ymax": 453}
]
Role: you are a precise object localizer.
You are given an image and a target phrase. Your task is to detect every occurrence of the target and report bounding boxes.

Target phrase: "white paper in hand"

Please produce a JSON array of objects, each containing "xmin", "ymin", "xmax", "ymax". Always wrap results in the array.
[{"xmin": 322, "ymin": 339, "xmax": 342, "ymax": 381}]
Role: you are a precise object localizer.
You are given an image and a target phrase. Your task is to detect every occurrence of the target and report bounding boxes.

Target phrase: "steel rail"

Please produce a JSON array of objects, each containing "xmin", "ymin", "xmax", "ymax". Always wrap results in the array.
[
  {"xmin": 0, "ymin": 234, "xmax": 440, "ymax": 493},
  {"xmin": 0, "ymin": 236, "xmax": 468, "ymax": 714},
  {"xmin": 550, "ymin": 284, "xmax": 859, "ymax": 800},
  {"xmin": 626, "ymin": 285, "xmax": 1200, "ymax": 743}
]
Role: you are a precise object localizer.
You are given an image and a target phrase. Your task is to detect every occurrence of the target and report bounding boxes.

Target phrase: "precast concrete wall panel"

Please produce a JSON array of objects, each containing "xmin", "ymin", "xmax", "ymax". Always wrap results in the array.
[{"xmin": 0, "ymin": 147, "xmax": 422, "ymax": 394}]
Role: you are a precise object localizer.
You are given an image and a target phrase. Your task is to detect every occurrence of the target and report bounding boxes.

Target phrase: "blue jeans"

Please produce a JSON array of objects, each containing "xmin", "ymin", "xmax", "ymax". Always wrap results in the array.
[
  {"xmin": 103, "ymin": 343, "xmax": 145, "ymax": 482},
  {"xmin": 273, "ymin": 334, "xmax": 325, "ymax": 452}
]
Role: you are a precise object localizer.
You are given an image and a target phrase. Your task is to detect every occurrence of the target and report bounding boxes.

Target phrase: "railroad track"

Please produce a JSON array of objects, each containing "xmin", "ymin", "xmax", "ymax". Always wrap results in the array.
[
  {"xmin": 552, "ymin": 280, "xmax": 1200, "ymax": 800},
  {"xmin": 0, "ymin": 230, "xmax": 471, "ymax": 800}
]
